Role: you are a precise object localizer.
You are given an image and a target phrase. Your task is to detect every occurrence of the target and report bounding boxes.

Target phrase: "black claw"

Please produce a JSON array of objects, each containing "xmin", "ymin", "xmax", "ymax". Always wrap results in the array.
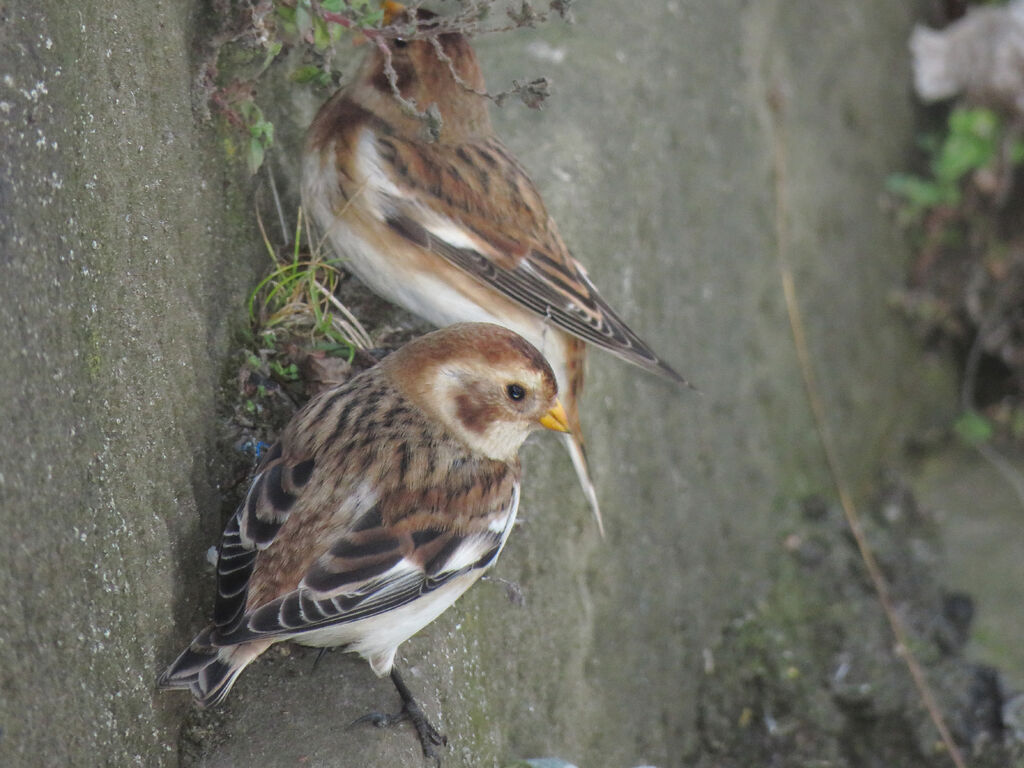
[
  {"xmin": 351, "ymin": 710, "xmax": 406, "ymax": 729},
  {"xmin": 351, "ymin": 666, "xmax": 447, "ymax": 762},
  {"xmin": 391, "ymin": 667, "xmax": 447, "ymax": 761}
]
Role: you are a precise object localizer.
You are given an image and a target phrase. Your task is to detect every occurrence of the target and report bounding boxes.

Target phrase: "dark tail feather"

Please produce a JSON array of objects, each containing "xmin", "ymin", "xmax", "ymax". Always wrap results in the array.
[{"xmin": 157, "ymin": 626, "xmax": 265, "ymax": 708}]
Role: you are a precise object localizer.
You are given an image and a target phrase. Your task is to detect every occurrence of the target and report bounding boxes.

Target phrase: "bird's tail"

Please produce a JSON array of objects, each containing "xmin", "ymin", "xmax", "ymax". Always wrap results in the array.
[
  {"xmin": 560, "ymin": 337, "xmax": 605, "ymax": 537},
  {"xmin": 157, "ymin": 626, "xmax": 269, "ymax": 708},
  {"xmin": 561, "ymin": 431, "xmax": 604, "ymax": 538}
]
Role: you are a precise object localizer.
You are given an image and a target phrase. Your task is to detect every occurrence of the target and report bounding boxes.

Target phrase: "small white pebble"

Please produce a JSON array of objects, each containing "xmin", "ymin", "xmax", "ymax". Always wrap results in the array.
[{"xmin": 525, "ymin": 41, "xmax": 566, "ymax": 64}]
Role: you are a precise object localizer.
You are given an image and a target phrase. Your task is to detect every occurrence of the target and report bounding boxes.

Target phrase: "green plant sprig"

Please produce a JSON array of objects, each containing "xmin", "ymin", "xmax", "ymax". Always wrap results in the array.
[
  {"xmin": 248, "ymin": 208, "xmax": 373, "ymax": 360},
  {"xmin": 887, "ymin": 107, "xmax": 1024, "ymax": 220}
]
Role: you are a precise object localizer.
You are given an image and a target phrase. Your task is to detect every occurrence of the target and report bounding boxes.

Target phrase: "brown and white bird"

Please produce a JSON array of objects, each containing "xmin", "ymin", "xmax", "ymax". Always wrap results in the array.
[
  {"xmin": 302, "ymin": 4, "xmax": 687, "ymax": 536},
  {"xmin": 158, "ymin": 323, "xmax": 570, "ymax": 760}
]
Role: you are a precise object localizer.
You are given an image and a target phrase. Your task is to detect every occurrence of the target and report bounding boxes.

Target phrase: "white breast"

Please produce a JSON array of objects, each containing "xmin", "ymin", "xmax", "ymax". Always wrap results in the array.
[{"xmin": 302, "ymin": 131, "xmax": 570, "ymax": 393}]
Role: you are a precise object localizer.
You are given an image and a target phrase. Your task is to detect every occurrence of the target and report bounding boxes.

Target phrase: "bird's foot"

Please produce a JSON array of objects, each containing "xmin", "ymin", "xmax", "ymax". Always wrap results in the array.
[
  {"xmin": 352, "ymin": 666, "xmax": 447, "ymax": 764},
  {"xmin": 353, "ymin": 705, "xmax": 446, "ymax": 764}
]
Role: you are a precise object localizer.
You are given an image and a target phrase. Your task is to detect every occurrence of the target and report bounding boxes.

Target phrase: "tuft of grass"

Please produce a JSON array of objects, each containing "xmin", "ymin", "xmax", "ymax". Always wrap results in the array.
[
  {"xmin": 235, "ymin": 205, "xmax": 372, "ymax": 432},
  {"xmin": 248, "ymin": 207, "xmax": 374, "ymax": 358}
]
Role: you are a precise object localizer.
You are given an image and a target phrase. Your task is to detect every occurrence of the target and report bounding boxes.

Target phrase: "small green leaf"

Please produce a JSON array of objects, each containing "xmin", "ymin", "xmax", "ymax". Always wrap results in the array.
[
  {"xmin": 261, "ymin": 41, "xmax": 283, "ymax": 71},
  {"xmin": 949, "ymin": 106, "xmax": 998, "ymax": 138},
  {"xmin": 932, "ymin": 107, "xmax": 1000, "ymax": 183},
  {"xmin": 294, "ymin": 3, "xmax": 313, "ymax": 37},
  {"xmin": 248, "ymin": 137, "xmax": 265, "ymax": 173},
  {"xmin": 954, "ymin": 411, "xmax": 994, "ymax": 446},
  {"xmin": 253, "ymin": 119, "xmax": 274, "ymax": 144},
  {"xmin": 359, "ymin": 8, "xmax": 385, "ymax": 26},
  {"xmin": 269, "ymin": 360, "xmax": 300, "ymax": 381},
  {"xmin": 313, "ymin": 340, "xmax": 355, "ymax": 358},
  {"xmin": 292, "ymin": 65, "xmax": 324, "ymax": 84},
  {"xmin": 885, "ymin": 173, "xmax": 958, "ymax": 212},
  {"xmin": 313, "ymin": 16, "xmax": 331, "ymax": 49}
]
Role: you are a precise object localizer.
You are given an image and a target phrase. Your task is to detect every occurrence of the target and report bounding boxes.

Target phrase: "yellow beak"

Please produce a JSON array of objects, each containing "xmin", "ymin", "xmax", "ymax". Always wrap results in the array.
[{"xmin": 539, "ymin": 400, "xmax": 571, "ymax": 433}]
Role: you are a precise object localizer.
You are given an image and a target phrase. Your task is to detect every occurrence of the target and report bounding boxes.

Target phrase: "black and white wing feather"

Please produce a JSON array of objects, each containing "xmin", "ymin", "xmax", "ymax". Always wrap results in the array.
[{"xmin": 218, "ymin": 484, "xmax": 520, "ymax": 661}]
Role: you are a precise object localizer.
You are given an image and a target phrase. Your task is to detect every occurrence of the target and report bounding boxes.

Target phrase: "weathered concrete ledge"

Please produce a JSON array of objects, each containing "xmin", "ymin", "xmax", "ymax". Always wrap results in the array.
[{"xmin": 6, "ymin": 1, "xmax": 1008, "ymax": 766}]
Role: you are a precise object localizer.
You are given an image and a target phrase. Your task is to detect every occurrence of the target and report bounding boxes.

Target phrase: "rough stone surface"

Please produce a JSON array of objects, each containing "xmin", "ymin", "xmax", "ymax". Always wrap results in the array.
[
  {"xmin": 0, "ymin": 2, "xmax": 263, "ymax": 765},
  {"xmin": 911, "ymin": 446, "xmax": 1024, "ymax": 689},
  {"xmin": 5, "ymin": 0, "xmax": 1013, "ymax": 767}
]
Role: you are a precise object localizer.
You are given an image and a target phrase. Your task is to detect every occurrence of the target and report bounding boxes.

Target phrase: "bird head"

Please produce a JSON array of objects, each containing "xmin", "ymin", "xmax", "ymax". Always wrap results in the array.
[
  {"xmin": 384, "ymin": 323, "xmax": 569, "ymax": 461},
  {"xmin": 350, "ymin": 4, "xmax": 492, "ymax": 141}
]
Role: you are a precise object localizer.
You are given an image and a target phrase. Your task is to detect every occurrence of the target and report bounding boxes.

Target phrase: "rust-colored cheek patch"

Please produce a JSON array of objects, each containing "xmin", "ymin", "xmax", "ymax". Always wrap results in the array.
[
  {"xmin": 455, "ymin": 394, "xmax": 495, "ymax": 435},
  {"xmin": 372, "ymin": 56, "xmax": 414, "ymax": 95}
]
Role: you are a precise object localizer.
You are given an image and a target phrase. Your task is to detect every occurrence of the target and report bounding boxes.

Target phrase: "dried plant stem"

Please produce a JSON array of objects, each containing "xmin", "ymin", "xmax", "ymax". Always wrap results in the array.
[
  {"xmin": 251, "ymin": 200, "xmax": 373, "ymax": 354},
  {"xmin": 264, "ymin": 161, "xmax": 289, "ymax": 246},
  {"xmin": 767, "ymin": 86, "xmax": 968, "ymax": 768},
  {"xmin": 428, "ymin": 35, "xmax": 488, "ymax": 97},
  {"xmin": 314, "ymin": 2, "xmax": 554, "ymax": 117},
  {"xmin": 373, "ymin": 36, "xmax": 429, "ymax": 116},
  {"xmin": 311, "ymin": 277, "xmax": 373, "ymax": 350}
]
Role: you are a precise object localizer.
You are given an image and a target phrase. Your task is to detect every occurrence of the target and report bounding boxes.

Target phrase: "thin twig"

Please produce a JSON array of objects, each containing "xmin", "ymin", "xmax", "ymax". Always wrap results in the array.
[
  {"xmin": 264, "ymin": 160, "xmax": 289, "ymax": 246},
  {"xmin": 425, "ymin": 34, "xmax": 550, "ymax": 109},
  {"xmin": 303, "ymin": 177, "xmax": 370, "ymax": 258},
  {"xmin": 253, "ymin": 205, "xmax": 277, "ymax": 263},
  {"xmin": 371, "ymin": 35, "xmax": 443, "ymax": 140},
  {"xmin": 311, "ymin": 1, "xmax": 555, "ymax": 115},
  {"xmin": 767, "ymin": 84, "xmax": 968, "ymax": 768},
  {"xmin": 428, "ymin": 35, "xmax": 488, "ymax": 97},
  {"xmin": 373, "ymin": 36, "xmax": 423, "ymax": 117}
]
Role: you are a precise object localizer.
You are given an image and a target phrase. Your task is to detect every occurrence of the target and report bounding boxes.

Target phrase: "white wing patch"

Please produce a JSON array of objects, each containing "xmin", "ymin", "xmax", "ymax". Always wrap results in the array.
[{"xmin": 355, "ymin": 128, "xmax": 405, "ymax": 204}]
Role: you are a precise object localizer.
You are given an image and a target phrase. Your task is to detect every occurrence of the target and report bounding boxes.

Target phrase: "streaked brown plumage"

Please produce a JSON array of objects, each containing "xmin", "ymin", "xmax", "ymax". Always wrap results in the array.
[
  {"xmin": 302, "ymin": 6, "xmax": 687, "ymax": 535},
  {"xmin": 158, "ymin": 323, "xmax": 568, "ymax": 760}
]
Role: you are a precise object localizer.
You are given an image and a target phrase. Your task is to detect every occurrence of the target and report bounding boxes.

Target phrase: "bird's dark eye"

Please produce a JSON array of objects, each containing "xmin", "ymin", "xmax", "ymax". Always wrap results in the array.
[
  {"xmin": 506, "ymin": 383, "xmax": 526, "ymax": 401},
  {"xmin": 394, "ymin": 38, "xmax": 408, "ymax": 49}
]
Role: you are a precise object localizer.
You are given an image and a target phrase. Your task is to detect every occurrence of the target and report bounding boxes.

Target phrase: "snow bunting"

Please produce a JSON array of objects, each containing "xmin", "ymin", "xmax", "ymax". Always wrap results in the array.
[
  {"xmin": 158, "ymin": 323, "xmax": 569, "ymax": 760},
  {"xmin": 302, "ymin": 5, "xmax": 687, "ymax": 536}
]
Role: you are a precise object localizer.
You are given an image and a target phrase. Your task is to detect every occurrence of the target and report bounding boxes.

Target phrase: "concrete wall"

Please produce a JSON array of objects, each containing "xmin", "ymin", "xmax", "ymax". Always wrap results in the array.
[
  {"xmin": 2, "ymin": 1, "xmax": 972, "ymax": 767},
  {"xmin": 0, "ymin": 2, "xmax": 263, "ymax": 764}
]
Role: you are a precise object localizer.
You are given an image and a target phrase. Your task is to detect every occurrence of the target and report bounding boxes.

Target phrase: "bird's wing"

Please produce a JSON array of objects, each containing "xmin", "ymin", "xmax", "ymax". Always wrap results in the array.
[
  {"xmin": 212, "ymin": 441, "xmax": 312, "ymax": 635},
  {"xmin": 216, "ymin": 483, "xmax": 520, "ymax": 645},
  {"xmin": 373, "ymin": 134, "xmax": 687, "ymax": 385}
]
